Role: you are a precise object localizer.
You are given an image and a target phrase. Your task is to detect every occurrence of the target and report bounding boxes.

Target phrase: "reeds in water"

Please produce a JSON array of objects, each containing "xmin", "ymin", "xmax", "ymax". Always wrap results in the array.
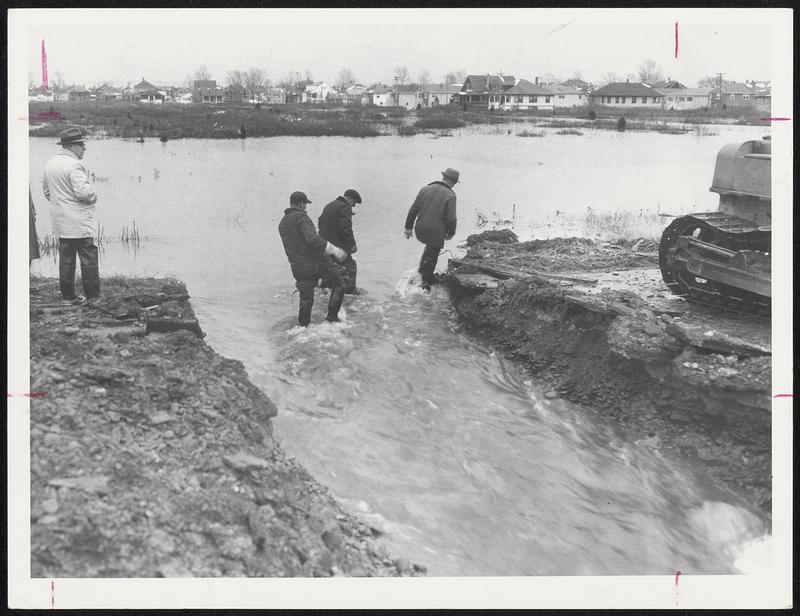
[
  {"xmin": 517, "ymin": 129, "xmax": 546, "ymax": 137},
  {"xmin": 120, "ymin": 220, "xmax": 142, "ymax": 246}
]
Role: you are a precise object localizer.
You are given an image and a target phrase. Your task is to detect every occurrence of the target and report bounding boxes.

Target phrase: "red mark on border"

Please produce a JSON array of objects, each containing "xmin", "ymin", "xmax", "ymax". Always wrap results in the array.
[
  {"xmin": 761, "ymin": 117, "xmax": 791, "ymax": 121},
  {"xmin": 7, "ymin": 392, "xmax": 48, "ymax": 398},
  {"xmin": 674, "ymin": 21, "xmax": 679, "ymax": 58},
  {"xmin": 51, "ymin": 580, "xmax": 54, "ymax": 608},
  {"xmin": 773, "ymin": 393, "xmax": 793, "ymax": 398},
  {"xmin": 675, "ymin": 569, "xmax": 682, "ymax": 585}
]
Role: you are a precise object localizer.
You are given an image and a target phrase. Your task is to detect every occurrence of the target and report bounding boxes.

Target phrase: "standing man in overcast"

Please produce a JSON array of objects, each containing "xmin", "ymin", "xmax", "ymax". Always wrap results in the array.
[
  {"xmin": 318, "ymin": 188, "xmax": 364, "ymax": 295},
  {"xmin": 404, "ymin": 167, "xmax": 459, "ymax": 291},
  {"xmin": 42, "ymin": 126, "xmax": 100, "ymax": 304},
  {"xmin": 278, "ymin": 191, "xmax": 348, "ymax": 326}
]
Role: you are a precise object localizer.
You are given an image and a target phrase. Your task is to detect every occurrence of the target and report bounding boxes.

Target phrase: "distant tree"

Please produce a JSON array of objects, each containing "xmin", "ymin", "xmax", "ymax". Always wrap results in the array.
[
  {"xmin": 52, "ymin": 71, "xmax": 66, "ymax": 90},
  {"xmin": 337, "ymin": 68, "xmax": 356, "ymax": 91},
  {"xmin": 569, "ymin": 70, "xmax": 583, "ymax": 81},
  {"xmin": 226, "ymin": 70, "xmax": 244, "ymax": 88},
  {"xmin": 304, "ymin": 69, "xmax": 313, "ymax": 82},
  {"xmin": 600, "ymin": 72, "xmax": 620, "ymax": 85},
  {"xmin": 445, "ymin": 69, "xmax": 467, "ymax": 85},
  {"xmin": 541, "ymin": 72, "xmax": 561, "ymax": 85},
  {"xmin": 696, "ymin": 75, "xmax": 732, "ymax": 89},
  {"xmin": 417, "ymin": 68, "xmax": 431, "ymax": 85},
  {"xmin": 194, "ymin": 65, "xmax": 212, "ymax": 81},
  {"xmin": 244, "ymin": 68, "xmax": 266, "ymax": 99},
  {"xmin": 393, "ymin": 66, "xmax": 409, "ymax": 85},
  {"xmin": 279, "ymin": 72, "xmax": 298, "ymax": 90},
  {"xmin": 637, "ymin": 59, "xmax": 665, "ymax": 84}
]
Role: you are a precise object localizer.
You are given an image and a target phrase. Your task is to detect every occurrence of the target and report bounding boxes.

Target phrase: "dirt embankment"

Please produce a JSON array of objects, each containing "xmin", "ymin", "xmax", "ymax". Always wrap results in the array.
[
  {"xmin": 446, "ymin": 234, "xmax": 771, "ymax": 515},
  {"xmin": 29, "ymin": 276, "xmax": 422, "ymax": 578}
]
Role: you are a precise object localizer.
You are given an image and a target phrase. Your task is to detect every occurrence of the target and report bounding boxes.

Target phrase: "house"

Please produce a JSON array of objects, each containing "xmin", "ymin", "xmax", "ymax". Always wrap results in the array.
[
  {"xmin": 28, "ymin": 86, "xmax": 55, "ymax": 102},
  {"xmin": 197, "ymin": 87, "xmax": 225, "ymax": 104},
  {"xmin": 419, "ymin": 83, "xmax": 461, "ymax": 107},
  {"xmin": 193, "ymin": 79, "xmax": 217, "ymax": 92},
  {"xmin": 560, "ymin": 78, "xmax": 594, "ymax": 94},
  {"xmin": 657, "ymin": 87, "xmax": 711, "ymax": 110},
  {"xmin": 138, "ymin": 89, "xmax": 166, "ymax": 104},
  {"xmin": 95, "ymin": 86, "xmax": 123, "ymax": 102},
  {"xmin": 651, "ymin": 79, "xmax": 686, "ymax": 89},
  {"xmin": 452, "ymin": 74, "xmax": 516, "ymax": 109},
  {"xmin": 546, "ymin": 84, "xmax": 588, "ymax": 108},
  {"xmin": 366, "ymin": 84, "xmax": 392, "ymax": 106},
  {"xmin": 498, "ymin": 79, "xmax": 557, "ymax": 110},
  {"xmin": 590, "ymin": 82, "xmax": 663, "ymax": 107},
  {"xmin": 134, "ymin": 78, "xmax": 157, "ymax": 93},
  {"xmin": 708, "ymin": 82, "xmax": 766, "ymax": 110},
  {"xmin": 264, "ymin": 87, "xmax": 286, "ymax": 105},
  {"xmin": 391, "ymin": 84, "xmax": 424, "ymax": 109},
  {"xmin": 344, "ymin": 84, "xmax": 367, "ymax": 105},
  {"xmin": 175, "ymin": 88, "xmax": 194, "ymax": 104},
  {"xmin": 67, "ymin": 86, "xmax": 93, "ymax": 102},
  {"xmin": 301, "ymin": 81, "xmax": 336, "ymax": 104}
]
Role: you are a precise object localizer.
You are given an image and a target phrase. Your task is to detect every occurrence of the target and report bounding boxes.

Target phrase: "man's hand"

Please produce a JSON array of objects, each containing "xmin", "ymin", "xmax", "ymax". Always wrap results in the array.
[
  {"xmin": 404, "ymin": 229, "xmax": 412, "ymax": 239},
  {"xmin": 325, "ymin": 242, "xmax": 347, "ymax": 262}
]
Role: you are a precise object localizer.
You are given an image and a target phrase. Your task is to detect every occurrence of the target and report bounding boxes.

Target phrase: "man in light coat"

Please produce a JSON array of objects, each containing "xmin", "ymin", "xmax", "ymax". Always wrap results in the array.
[
  {"xmin": 42, "ymin": 126, "xmax": 100, "ymax": 303},
  {"xmin": 404, "ymin": 167, "xmax": 459, "ymax": 291}
]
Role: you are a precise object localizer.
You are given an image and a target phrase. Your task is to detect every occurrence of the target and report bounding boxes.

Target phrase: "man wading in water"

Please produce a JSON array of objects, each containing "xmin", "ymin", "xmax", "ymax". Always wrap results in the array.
[
  {"xmin": 278, "ymin": 191, "xmax": 348, "ymax": 326},
  {"xmin": 42, "ymin": 126, "xmax": 100, "ymax": 305},
  {"xmin": 318, "ymin": 188, "xmax": 366, "ymax": 295},
  {"xmin": 404, "ymin": 167, "xmax": 459, "ymax": 291}
]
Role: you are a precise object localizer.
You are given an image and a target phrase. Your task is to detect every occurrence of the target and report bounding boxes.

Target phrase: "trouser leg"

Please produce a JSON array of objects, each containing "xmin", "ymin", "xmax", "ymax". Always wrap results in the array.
[
  {"xmin": 58, "ymin": 239, "xmax": 78, "ymax": 299},
  {"xmin": 322, "ymin": 263, "xmax": 347, "ymax": 321},
  {"xmin": 295, "ymin": 278, "xmax": 316, "ymax": 326},
  {"xmin": 76, "ymin": 238, "xmax": 100, "ymax": 298},
  {"xmin": 342, "ymin": 258, "xmax": 358, "ymax": 294},
  {"xmin": 418, "ymin": 244, "xmax": 441, "ymax": 286}
]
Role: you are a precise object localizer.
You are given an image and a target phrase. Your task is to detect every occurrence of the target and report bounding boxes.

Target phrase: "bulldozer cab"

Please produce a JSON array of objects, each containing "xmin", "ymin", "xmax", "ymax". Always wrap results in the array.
[{"xmin": 710, "ymin": 137, "xmax": 771, "ymax": 227}]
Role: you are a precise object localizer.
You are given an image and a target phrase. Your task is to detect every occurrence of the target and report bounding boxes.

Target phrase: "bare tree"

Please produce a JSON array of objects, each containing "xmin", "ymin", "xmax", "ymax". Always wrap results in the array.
[
  {"xmin": 52, "ymin": 71, "xmax": 66, "ymax": 90},
  {"xmin": 244, "ymin": 68, "xmax": 266, "ymax": 99},
  {"xmin": 393, "ymin": 66, "xmax": 409, "ymax": 84},
  {"xmin": 696, "ymin": 75, "xmax": 730, "ymax": 89},
  {"xmin": 279, "ymin": 72, "xmax": 298, "ymax": 90},
  {"xmin": 600, "ymin": 72, "xmax": 620, "ymax": 85},
  {"xmin": 194, "ymin": 65, "xmax": 212, "ymax": 81},
  {"xmin": 226, "ymin": 70, "xmax": 244, "ymax": 88},
  {"xmin": 417, "ymin": 68, "xmax": 431, "ymax": 85},
  {"xmin": 337, "ymin": 68, "xmax": 355, "ymax": 91},
  {"xmin": 569, "ymin": 70, "xmax": 583, "ymax": 81},
  {"xmin": 637, "ymin": 59, "xmax": 665, "ymax": 84},
  {"xmin": 445, "ymin": 69, "xmax": 467, "ymax": 85},
  {"xmin": 304, "ymin": 69, "xmax": 313, "ymax": 82}
]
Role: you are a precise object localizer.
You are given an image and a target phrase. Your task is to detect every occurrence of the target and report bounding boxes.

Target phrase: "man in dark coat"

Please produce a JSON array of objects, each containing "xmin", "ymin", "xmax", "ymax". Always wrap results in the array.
[
  {"xmin": 318, "ymin": 188, "xmax": 363, "ymax": 295},
  {"xmin": 278, "ymin": 191, "xmax": 348, "ymax": 326},
  {"xmin": 404, "ymin": 168, "xmax": 459, "ymax": 291}
]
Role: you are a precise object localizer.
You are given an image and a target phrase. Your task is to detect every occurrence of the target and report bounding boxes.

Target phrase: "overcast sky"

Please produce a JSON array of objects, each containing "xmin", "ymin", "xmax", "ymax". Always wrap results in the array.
[{"xmin": 19, "ymin": 9, "xmax": 776, "ymax": 88}]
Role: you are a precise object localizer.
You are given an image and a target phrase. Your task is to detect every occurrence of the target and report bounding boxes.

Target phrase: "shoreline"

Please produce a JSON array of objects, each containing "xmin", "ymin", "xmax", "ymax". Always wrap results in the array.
[{"xmin": 29, "ymin": 275, "xmax": 422, "ymax": 577}]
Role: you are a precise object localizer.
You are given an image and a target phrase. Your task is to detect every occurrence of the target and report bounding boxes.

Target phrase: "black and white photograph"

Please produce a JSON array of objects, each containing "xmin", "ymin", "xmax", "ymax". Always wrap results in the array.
[{"xmin": 7, "ymin": 7, "xmax": 793, "ymax": 609}]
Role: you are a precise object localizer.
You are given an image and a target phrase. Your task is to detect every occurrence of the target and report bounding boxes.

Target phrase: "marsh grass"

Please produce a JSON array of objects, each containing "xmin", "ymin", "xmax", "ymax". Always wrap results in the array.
[
  {"xmin": 517, "ymin": 129, "xmax": 546, "ymax": 137},
  {"xmin": 529, "ymin": 206, "xmax": 668, "ymax": 242},
  {"xmin": 555, "ymin": 128, "xmax": 584, "ymax": 135},
  {"xmin": 120, "ymin": 220, "xmax": 142, "ymax": 245}
]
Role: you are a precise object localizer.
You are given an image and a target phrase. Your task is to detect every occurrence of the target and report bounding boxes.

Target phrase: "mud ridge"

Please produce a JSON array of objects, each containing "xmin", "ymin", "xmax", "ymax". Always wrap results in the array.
[
  {"xmin": 29, "ymin": 276, "xmax": 423, "ymax": 578},
  {"xmin": 445, "ymin": 234, "xmax": 771, "ymax": 516}
]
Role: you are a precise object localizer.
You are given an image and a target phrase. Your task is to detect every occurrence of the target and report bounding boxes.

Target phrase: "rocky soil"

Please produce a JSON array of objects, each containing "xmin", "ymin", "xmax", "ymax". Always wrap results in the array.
[
  {"xmin": 446, "ymin": 233, "xmax": 771, "ymax": 516},
  {"xmin": 29, "ymin": 276, "xmax": 423, "ymax": 578}
]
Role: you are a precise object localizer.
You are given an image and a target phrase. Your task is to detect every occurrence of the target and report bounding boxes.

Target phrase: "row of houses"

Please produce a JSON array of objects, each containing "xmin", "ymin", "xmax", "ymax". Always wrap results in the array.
[
  {"xmin": 28, "ymin": 73, "xmax": 771, "ymax": 112},
  {"xmin": 452, "ymin": 74, "xmax": 772, "ymax": 112}
]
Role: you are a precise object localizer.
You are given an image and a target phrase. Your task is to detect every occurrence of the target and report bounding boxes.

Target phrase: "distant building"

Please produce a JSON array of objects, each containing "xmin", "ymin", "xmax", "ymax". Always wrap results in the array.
[
  {"xmin": 419, "ymin": 83, "xmax": 461, "ymax": 107},
  {"xmin": 301, "ymin": 81, "xmax": 336, "ymax": 104},
  {"xmin": 657, "ymin": 87, "xmax": 711, "ymax": 110},
  {"xmin": 545, "ymin": 84, "xmax": 588, "ymax": 108},
  {"xmin": 67, "ymin": 86, "xmax": 93, "ymax": 103},
  {"xmin": 193, "ymin": 79, "xmax": 217, "ymax": 92},
  {"xmin": 344, "ymin": 84, "xmax": 367, "ymax": 105},
  {"xmin": 709, "ymin": 82, "xmax": 768, "ymax": 110},
  {"xmin": 366, "ymin": 84, "xmax": 392, "ymax": 106},
  {"xmin": 651, "ymin": 79, "xmax": 686, "ymax": 89},
  {"xmin": 197, "ymin": 87, "xmax": 225, "ymax": 104},
  {"xmin": 590, "ymin": 82, "xmax": 663, "ymax": 107},
  {"xmin": 452, "ymin": 74, "xmax": 516, "ymax": 109},
  {"xmin": 499, "ymin": 79, "xmax": 556, "ymax": 110},
  {"xmin": 28, "ymin": 86, "xmax": 55, "ymax": 102},
  {"xmin": 264, "ymin": 87, "xmax": 286, "ymax": 105},
  {"xmin": 391, "ymin": 84, "xmax": 424, "ymax": 109},
  {"xmin": 560, "ymin": 78, "xmax": 594, "ymax": 94},
  {"xmin": 134, "ymin": 78, "xmax": 157, "ymax": 93}
]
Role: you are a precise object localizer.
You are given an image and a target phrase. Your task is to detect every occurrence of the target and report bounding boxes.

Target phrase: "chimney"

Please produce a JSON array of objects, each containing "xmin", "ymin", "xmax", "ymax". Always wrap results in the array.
[
  {"xmin": 626, "ymin": 78, "xmax": 629, "ymax": 83},
  {"xmin": 535, "ymin": 76, "xmax": 539, "ymax": 85}
]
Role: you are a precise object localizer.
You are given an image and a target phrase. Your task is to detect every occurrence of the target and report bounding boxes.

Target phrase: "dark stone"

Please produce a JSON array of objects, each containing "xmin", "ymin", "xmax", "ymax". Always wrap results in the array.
[{"xmin": 146, "ymin": 318, "xmax": 204, "ymax": 338}]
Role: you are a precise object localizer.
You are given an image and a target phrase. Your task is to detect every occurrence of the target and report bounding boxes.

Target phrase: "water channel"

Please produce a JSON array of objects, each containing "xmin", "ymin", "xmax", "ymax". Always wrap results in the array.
[{"xmin": 29, "ymin": 124, "xmax": 771, "ymax": 575}]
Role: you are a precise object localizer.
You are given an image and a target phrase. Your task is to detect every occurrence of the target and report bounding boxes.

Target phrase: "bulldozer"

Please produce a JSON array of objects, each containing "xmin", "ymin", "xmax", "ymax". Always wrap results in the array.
[{"xmin": 659, "ymin": 136, "xmax": 771, "ymax": 316}]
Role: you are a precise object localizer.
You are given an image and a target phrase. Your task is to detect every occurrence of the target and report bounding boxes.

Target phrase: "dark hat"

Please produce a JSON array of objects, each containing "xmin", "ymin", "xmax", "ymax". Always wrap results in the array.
[
  {"xmin": 57, "ymin": 126, "xmax": 85, "ymax": 146},
  {"xmin": 343, "ymin": 189, "xmax": 362, "ymax": 204},
  {"xmin": 290, "ymin": 191, "xmax": 311, "ymax": 205},
  {"xmin": 441, "ymin": 168, "xmax": 460, "ymax": 183}
]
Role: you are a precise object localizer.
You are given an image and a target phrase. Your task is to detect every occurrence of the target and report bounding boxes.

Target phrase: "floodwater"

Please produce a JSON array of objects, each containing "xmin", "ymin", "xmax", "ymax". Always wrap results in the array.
[{"xmin": 28, "ymin": 123, "xmax": 771, "ymax": 575}]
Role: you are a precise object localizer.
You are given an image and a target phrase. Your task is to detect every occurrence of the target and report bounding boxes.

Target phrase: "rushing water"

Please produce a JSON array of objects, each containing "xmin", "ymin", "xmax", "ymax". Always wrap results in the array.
[{"xmin": 29, "ymin": 124, "xmax": 771, "ymax": 575}]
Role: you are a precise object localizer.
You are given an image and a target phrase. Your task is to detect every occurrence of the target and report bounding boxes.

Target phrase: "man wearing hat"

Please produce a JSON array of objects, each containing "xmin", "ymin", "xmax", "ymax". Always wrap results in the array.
[
  {"xmin": 404, "ymin": 167, "xmax": 459, "ymax": 291},
  {"xmin": 318, "ymin": 188, "xmax": 365, "ymax": 295},
  {"xmin": 42, "ymin": 126, "xmax": 100, "ymax": 304},
  {"xmin": 278, "ymin": 191, "xmax": 348, "ymax": 326}
]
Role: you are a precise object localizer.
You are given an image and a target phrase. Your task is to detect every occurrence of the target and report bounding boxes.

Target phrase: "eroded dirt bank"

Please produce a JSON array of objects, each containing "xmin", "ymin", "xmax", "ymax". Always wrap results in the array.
[
  {"xmin": 446, "ymin": 234, "xmax": 771, "ymax": 515},
  {"xmin": 29, "ymin": 276, "xmax": 421, "ymax": 577}
]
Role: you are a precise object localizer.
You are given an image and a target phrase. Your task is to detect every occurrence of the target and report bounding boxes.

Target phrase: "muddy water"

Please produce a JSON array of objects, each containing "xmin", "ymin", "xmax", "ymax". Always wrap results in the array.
[{"xmin": 28, "ymin": 125, "xmax": 770, "ymax": 575}]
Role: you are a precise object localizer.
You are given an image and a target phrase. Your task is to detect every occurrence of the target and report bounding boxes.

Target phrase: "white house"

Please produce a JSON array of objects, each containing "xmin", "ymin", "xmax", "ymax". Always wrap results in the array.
[
  {"xmin": 301, "ymin": 81, "xmax": 336, "ymax": 104},
  {"xmin": 366, "ymin": 85, "xmax": 392, "ymax": 106},
  {"xmin": 590, "ymin": 82, "xmax": 663, "ymax": 107},
  {"xmin": 498, "ymin": 79, "xmax": 556, "ymax": 110},
  {"xmin": 657, "ymin": 88, "xmax": 711, "ymax": 110},
  {"xmin": 28, "ymin": 87, "xmax": 55, "ymax": 103},
  {"xmin": 420, "ymin": 83, "xmax": 461, "ymax": 107},
  {"xmin": 546, "ymin": 84, "xmax": 588, "ymax": 108}
]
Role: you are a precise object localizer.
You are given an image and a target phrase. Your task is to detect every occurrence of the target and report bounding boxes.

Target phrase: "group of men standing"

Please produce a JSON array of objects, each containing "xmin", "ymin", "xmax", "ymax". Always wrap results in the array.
[
  {"xmin": 278, "ymin": 166, "xmax": 460, "ymax": 327},
  {"xmin": 39, "ymin": 126, "xmax": 460, "ymax": 327}
]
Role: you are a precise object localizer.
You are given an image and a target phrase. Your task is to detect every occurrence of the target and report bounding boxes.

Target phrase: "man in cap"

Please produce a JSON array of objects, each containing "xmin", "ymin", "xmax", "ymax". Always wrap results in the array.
[
  {"xmin": 278, "ymin": 191, "xmax": 348, "ymax": 326},
  {"xmin": 404, "ymin": 167, "xmax": 459, "ymax": 291},
  {"xmin": 318, "ymin": 188, "xmax": 365, "ymax": 295},
  {"xmin": 42, "ymin": 126, "xmax": 100, "ymax": 304}
]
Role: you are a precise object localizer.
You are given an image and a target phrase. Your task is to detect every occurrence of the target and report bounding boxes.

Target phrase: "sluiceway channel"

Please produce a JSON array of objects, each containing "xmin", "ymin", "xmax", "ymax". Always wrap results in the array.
[{"xmin": 196, "ymin": 270, "xmax": 767, "ymax": 577}]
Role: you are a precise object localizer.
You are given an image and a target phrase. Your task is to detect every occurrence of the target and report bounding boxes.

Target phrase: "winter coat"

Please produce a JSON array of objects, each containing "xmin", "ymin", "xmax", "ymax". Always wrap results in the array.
[
  {"xmin": 42, "ymin": 150, "xmax": 98, "ymax": 238},
  {"xmin": 318, "ymin": 197, "xmax": 356, "ymax": 253},
  {"xmin": 278, "ymin": 205, "xmax": 331, "ymax": 280},
  {"xmin": 404, "ymin": 181, "xmax": 457, "ymax": 248}
]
